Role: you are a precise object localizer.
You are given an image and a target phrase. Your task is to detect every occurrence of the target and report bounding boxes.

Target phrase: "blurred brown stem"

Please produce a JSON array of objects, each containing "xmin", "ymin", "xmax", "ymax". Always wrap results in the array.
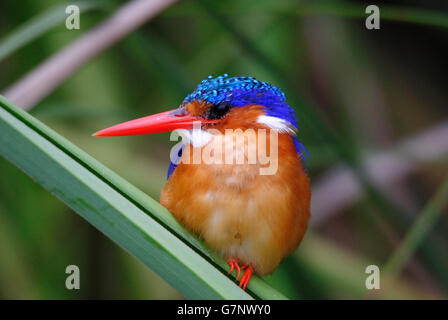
[
  {"xmin": 384, "ymin": 176, "xmax": 448, "ymax": 278},
  {"xmin": 2, "ymin": 0, "xmax": 177, "ymax": 110},
  {"xmin": 311, "ymin": 121, "xmax": 448, "ymax": 226}
]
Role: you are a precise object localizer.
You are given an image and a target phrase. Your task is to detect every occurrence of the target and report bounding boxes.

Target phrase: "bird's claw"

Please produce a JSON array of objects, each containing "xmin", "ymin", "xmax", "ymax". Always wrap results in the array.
[
  {"xmin": 239, "ymin": 265, "xmax": 254, "ymax": 291},
  {"xmin": 228, "ymin": 260, "xmax": 254, "ymax": 290},
  {"xmin": 227, "ymin": 258, "xmax": 241, "ymax": 280}
]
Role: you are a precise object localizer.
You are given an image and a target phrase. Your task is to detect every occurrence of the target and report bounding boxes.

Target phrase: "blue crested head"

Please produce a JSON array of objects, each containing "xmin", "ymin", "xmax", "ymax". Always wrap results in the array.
[{"xmin": 183, "ymin": 74, "xmax": 298, "ymax": 129}]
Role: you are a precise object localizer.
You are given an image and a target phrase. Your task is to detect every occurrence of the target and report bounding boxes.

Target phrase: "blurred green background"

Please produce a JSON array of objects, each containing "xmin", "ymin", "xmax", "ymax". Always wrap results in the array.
[{"xmin": 0, "ymin": 0, "xmax": 447, "ymax": 299}]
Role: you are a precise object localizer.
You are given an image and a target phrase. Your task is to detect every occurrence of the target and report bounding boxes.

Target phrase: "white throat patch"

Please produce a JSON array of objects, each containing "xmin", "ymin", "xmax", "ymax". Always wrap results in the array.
[{"xmin": 183, "ymin": 128, "xmax": 214, "ymax": 147}]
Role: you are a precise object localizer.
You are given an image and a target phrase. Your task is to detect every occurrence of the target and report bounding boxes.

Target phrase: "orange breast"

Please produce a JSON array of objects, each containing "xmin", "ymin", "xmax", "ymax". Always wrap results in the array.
[{"xmin": 160, "ymin": 131, "xmax": 310, "ymax": 276}]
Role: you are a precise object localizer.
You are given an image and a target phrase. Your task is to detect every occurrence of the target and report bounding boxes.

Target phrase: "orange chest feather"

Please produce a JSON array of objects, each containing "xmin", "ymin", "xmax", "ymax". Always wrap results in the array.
[{"xmin": 159, "ymin": 133, "xmax": 311, "ymax": 275}]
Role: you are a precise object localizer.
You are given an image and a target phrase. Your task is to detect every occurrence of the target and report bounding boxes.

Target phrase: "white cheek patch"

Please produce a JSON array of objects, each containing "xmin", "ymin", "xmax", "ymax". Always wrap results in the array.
[
  {"xmin": 184, "ymin": 128, "xmax": 214, "ymax": 147},
  {"xmin": 256, "ymin": 115, "xmax": 297, "ymax": 135}
]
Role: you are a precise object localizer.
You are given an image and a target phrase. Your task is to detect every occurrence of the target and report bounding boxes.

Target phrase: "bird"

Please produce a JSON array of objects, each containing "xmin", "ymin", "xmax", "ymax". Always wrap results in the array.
[{"xmin": 93, "ymin": 74, "xmax": 311, "ymax": 290}]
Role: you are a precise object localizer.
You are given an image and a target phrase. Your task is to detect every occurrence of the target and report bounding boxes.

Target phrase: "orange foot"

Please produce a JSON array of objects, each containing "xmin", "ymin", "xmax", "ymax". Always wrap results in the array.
[
  {"xmin": 239, "ymin": 265, "xmax": 254, "ymax": 290},
  {"xmin": 227, "ymin": 258, "xmax": 241, "ymax": 280}
]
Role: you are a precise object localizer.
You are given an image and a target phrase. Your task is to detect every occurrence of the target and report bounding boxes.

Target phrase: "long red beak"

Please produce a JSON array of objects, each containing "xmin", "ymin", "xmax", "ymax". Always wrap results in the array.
[{"xmin": 93, "ymin": 108, "xmax": 216, "ymax": 137}]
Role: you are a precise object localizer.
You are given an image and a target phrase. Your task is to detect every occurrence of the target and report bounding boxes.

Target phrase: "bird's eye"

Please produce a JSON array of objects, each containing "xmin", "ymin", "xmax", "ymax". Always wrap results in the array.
[{"xmin": 208, "ymin": 102, "xmax": 231, "ymax": 120}]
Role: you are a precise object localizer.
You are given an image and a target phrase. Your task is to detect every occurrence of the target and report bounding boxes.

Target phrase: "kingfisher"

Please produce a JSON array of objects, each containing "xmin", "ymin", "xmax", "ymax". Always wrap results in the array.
[{"xmin": 93, "ymin": 74, "xmax": 311, "ymax": 290}]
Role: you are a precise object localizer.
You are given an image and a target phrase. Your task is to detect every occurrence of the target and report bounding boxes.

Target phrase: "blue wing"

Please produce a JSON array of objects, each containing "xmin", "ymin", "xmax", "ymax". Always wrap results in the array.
[{"xmin": 167, "ymin": 143, "xmax": 183, "ymax": 179}]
